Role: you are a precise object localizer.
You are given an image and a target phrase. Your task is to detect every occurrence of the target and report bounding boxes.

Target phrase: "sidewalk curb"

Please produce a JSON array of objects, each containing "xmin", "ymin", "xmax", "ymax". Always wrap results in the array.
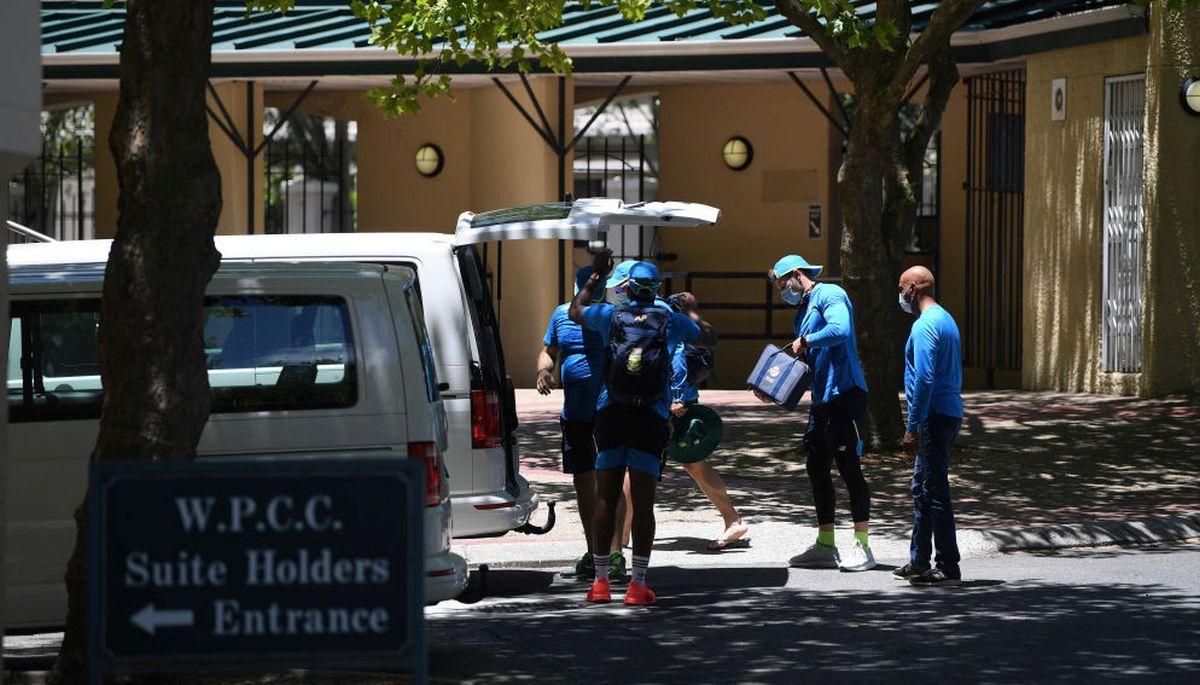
[
  {"xmin": 461, "ymin": 513, "xmax": 1200, "ymax": 570},
  {"xmin": 963, "ymin": 512, "xmax": 1200, "ymax": 555}
]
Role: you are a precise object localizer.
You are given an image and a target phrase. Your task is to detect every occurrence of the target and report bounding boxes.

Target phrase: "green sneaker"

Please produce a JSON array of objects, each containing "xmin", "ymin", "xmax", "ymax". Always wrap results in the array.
[
  {"xmin": 564, "ymin": 553, "xmax": 595, "ymax": 580},
  {"xmin": 608, "ymin": 551, "xmax": 629, "ymax": 582}
]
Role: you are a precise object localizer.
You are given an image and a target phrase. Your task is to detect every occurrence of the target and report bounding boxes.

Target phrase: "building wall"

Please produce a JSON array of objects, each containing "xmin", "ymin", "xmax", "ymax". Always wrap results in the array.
[
  {"xmin": 93, "ymin": 81, "xmax": 264, "ymax": 238},
  {"xmin": 656, "ymin": 81, "xmax": 839, "ymax": 384},
  {"xmin": 1142, "ymin": 4, "xmax": 1200, "ymax": 396},
  {"xmin": 1023, "ymin": 35, "xmax": 1148, "ymax": 394}
]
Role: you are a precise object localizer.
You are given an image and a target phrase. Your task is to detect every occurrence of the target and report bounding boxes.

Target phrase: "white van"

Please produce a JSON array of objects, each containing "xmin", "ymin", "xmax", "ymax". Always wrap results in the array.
[
  {"xmin": 6, "ymin": 197, "xmax": 721, "ymax": 538},
  {"xmin": 4, "ymin": 261, "xmax": 468, "ymax": 629}
]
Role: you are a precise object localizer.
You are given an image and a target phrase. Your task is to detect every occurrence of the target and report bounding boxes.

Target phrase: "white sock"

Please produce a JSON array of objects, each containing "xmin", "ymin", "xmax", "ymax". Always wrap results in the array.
[
  {"xmin": 631, "ymin": 554, "xmax": 650, "ymax": 586},
  {"xmin": 593, "ymin": 553, "xmax": 611, "ymax": 582}
]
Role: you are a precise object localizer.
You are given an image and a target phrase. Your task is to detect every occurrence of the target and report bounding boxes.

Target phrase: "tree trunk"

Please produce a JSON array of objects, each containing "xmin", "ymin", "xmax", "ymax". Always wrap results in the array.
[
  {"xmin": 49, "ymin": 1, "xmax": 221, "ymax": 682},
  {"xmin": 838, "ymin": 93, "xmax": 907, "ymax": 451}
]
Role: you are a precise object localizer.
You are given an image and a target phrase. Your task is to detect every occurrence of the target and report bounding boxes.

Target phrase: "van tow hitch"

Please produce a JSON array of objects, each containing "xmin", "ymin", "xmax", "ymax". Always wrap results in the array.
[{"xmin": 515, "ymin": 500, "xmax": 556, "ymax": 535}]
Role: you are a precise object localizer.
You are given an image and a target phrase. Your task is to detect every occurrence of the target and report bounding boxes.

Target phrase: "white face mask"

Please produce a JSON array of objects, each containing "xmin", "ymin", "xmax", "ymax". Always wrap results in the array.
[
  {"xmin": 899, "ymin": 289, "xmax": 915, "ymax": 314},
  {"xmin": 606, "ymin": 283, "xmax": 630, "ymax": 306},
  {"xmin": 781, "ymin": 285, "xmax": 804, "ymax": 307}
]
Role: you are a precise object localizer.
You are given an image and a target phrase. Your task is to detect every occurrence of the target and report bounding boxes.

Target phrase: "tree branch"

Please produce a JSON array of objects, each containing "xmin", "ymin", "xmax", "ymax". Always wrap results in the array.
[
  {"xmin": 897, "ymin": 0, "xmax": 986, "ymax": 86},
  {"xmin": 773, "ymin": 0, "xmax": 850, "ymax": 70},
  {"xmin": 903, "ymin": 46, "xmax": 959, "ymax": 176}
]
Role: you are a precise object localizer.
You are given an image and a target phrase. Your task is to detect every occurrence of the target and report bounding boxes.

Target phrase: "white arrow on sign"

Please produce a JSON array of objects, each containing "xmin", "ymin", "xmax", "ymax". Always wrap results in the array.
[{"xmin": 130, "ymin": 603, "xmax": 195, "ymax": 635}]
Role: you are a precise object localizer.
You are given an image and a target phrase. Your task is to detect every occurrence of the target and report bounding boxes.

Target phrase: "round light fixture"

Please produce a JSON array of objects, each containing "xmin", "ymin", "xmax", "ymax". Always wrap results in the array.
[
  {"xmin": 1182, "ymin": 77, "xmax": 1200, "ymax": 117},
  {"xmin": 415, "ymin": 143, "xmax": 444, "ymax": 177},
  {"xmin": 722, "ymin": 136, "xmax": 753, "ymax": 171}
]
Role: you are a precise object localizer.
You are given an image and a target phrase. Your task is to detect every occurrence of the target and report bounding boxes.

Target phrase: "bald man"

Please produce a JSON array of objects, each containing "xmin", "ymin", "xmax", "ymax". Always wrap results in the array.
[{"xmin": 894, "ymin": 266, "xmax": 964, "ymax": 587}]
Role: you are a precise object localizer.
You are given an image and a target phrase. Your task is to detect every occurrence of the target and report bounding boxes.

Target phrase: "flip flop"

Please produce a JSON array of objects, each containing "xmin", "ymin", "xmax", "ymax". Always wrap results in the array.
[{"xmin": 708, "ymin": 519, "xmax": 750, "ymax": 551}]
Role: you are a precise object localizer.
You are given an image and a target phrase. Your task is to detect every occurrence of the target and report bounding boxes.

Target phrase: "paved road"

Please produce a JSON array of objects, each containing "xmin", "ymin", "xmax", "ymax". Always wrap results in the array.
[{"xmin": 429, "ymin": 543, "xmax": 1200, "ymax": 684}]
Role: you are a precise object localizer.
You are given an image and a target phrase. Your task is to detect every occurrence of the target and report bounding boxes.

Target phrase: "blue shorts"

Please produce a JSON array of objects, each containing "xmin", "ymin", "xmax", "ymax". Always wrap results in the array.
[{"xmin": 595, "ymin": 447, "xmax": 664, "ymax": 478}]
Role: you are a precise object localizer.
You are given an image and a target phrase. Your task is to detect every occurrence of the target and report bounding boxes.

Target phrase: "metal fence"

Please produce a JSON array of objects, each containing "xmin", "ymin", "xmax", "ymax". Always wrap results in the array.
[
  {"xmin": 574, "ymin": 134, "xmax": 656, "ymax": 259},
  {"xmin": 1101, "ymin": 74, "xmax": 1146, "ymax": 374},
  {"xmin": 262, "ymin": 109, "xmax": 356, "ymax": 234},
  {"xmin": 7, "ymin": 138, "xmax": 94, "ymax": 243},
  {"xmin": 964, "ymin": 69, "xmax": 1026, "ymax": 380}
]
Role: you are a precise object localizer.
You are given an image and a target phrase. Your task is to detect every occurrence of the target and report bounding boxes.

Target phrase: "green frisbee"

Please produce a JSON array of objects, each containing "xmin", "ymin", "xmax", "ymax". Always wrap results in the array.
[{"xmin": 668, "ymin": 404, "xmax": 724, "ymax": 464}]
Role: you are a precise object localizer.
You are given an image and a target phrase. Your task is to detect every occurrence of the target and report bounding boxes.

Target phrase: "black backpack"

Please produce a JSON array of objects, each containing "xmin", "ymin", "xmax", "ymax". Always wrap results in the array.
[{"xmin": 605, "ymin": 304, "xmax": 671, "ymax": 407}]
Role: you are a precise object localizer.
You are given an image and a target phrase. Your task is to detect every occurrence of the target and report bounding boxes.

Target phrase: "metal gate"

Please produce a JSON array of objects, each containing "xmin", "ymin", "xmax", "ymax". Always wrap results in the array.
[
  {"xmin": 1101, "ymin": 75, "xmax": 1146, "ymax": 373},
  {"xmin": 964, "ymin": 69, "xmax": 1025, "ymax": 381},
  {"xmin": 574, "ymin": 133, "xmax": 655, "ymax": 259}
]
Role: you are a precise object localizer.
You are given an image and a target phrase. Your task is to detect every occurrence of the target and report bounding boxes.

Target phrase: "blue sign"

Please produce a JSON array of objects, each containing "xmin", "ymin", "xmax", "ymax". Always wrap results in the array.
[{"xmin": 87, "ymin": 458, "xmax": 425, "ymax": 683}]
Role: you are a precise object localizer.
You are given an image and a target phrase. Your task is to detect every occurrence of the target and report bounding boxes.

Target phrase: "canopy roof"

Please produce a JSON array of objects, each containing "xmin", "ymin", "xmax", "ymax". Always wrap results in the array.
[
  {"xmin": 42, "ymin": 0, "xmax": 1129, "ymax": 53},
  {"xmin": 41, "ymin": 0, "xmax": 1143, "ymax": 87}
]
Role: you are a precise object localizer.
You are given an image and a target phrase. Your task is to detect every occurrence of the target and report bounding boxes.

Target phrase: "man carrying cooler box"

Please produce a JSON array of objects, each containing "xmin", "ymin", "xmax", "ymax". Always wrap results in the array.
[{"xmin": 755, "ymin": 254, "xmax": 874, "ymax": 572}]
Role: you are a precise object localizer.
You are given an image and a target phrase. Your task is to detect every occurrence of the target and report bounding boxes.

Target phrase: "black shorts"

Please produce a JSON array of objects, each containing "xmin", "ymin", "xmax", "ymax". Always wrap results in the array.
[
  {"xmin": 594, "ymin": 404, "xmax": 670, "ymax": 459},
  {"xmin": 805, "ymin": 387, "xmax": 868, "ymax": 458},
  {"xmin": 560, "ymin": 418, "xmax": 597, "ymax": 474}
]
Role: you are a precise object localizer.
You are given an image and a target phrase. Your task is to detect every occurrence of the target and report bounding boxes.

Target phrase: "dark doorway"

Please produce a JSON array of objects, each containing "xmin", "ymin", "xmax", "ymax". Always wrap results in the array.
[{"xmin": 964, "ymin": 69, "xmax": 1026, "ymax": 386}]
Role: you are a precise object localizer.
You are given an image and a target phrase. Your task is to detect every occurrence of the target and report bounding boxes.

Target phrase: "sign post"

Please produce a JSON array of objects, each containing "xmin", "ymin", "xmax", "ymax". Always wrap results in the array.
[{"xmin": 87, "ymin": 457, "xmax": 425, "ymax": 683}]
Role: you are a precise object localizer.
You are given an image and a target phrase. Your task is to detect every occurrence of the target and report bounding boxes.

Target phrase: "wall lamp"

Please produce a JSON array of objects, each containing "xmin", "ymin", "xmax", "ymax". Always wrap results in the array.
[
  {"xmin": 722, "ymin": 136, "xmax": 753, "ymax": 171},
  {"xmin": 1182, "ymin": 77, "xmax": 1200, "ymax": 117},
  {"xmin": 415, "ymin": 143, "xmax": 444, "ymax": 177}
]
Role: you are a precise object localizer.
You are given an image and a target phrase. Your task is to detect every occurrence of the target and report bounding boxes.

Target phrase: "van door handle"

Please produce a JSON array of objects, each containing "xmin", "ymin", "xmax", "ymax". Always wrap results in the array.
[{"xmin": 438, "ymin": 382, "xmax": 451, "ymax": 392}]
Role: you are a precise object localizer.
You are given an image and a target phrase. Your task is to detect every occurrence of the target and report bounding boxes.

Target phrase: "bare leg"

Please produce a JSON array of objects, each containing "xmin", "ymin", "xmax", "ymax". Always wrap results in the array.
[
  {"xmin": 627, "ymin": 469, "xmax": 658, "ymax": 558},
  {"xmin": 682, "ymin": 461, "xmax": 740, "ymax": 526},
  {"xmin": 573, "ymin": 471, "xmax": 597, "ymax": 554},
  {"xmin": 617, "ymin": 472, "xmax": 633, "ymax": 549},
  {"xmin": 591, "ymin": 468, "xmax": 626, "ymax": 558}
]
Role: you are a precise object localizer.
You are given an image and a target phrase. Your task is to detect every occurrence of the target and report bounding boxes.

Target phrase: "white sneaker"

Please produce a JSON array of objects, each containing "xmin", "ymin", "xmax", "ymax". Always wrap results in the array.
[
  {"xmin": 838, "ymin": 539, "xmax": 877, "ymax": 572},
  {"xmin": 789, "ymin": 542, "xmax": 840, "ymax": 569}
]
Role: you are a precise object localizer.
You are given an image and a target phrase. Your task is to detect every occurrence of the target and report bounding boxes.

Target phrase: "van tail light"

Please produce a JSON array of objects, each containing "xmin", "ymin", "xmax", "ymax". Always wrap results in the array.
[
  {"xmin": 471, "ymin": 389, "xmax": 503, "ymax": 449},
  {"xmin": 409, "ymin": 441, "xmax": 444, "ymax": 507}
]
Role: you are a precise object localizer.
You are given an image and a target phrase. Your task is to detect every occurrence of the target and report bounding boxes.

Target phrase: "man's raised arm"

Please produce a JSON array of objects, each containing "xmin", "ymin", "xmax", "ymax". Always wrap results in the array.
[{"xmin": 569, "ymin": 248, "xmax": 614, "ymax": 325}]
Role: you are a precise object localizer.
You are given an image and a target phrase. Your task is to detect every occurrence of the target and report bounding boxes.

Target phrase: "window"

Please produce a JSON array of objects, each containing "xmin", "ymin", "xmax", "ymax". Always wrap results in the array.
[
  {"xmin": 1102, "ymin": 74, "xmax": 1146, "ymax": 373},
  {"xmin": 402, "ymin": 287, "xmax": 440, "ymax": 403},
  {"xmin": 8, "ymin": 296, "xmax": 357, "ymax": 422}
]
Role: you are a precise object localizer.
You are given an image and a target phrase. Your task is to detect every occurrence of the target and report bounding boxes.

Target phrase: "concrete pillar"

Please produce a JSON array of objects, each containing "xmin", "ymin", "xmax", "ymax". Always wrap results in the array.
[
  {"xmin": 1142, "ymin": 3, "xmax": 1200, "ymax": 395},
  {"xmin": 94, "ymin": 81, "xmax": 264, "ymax": 238},
  {"xmin": 470, "ymin": 76, "xmax": 573, "ymax": 387},
  {"xmin": 0, "ymin": 0, "xmax": 41, "ymax": 666}
]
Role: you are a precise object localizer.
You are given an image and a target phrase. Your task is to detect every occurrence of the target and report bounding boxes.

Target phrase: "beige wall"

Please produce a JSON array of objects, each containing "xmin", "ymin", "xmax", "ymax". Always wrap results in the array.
[
  {"xmin": 656, "ymin": 81, "xmax": 839, "ymax": 385},
  {"xmin": 1023, "ymin": 36, "xmax": 1149, "ymax": 394},
  {"xmin": 1142, "ymin": 4, "xmax": 1200, "ymax": 396},
  {"xmin": 92, "ymin": 81, "xmax": 263, "ymax": 238}
]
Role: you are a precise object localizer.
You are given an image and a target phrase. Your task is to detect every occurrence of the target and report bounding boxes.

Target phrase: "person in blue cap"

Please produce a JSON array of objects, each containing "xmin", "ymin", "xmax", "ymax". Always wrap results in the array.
[
  {"xmin": 608, "ymin": 266, "xmax": 747, "ymax": 551},
  {"xmin": 570, "ymin": 249, "xmax": 717, "ymax": 606},
  {"xmin": 760, "ymin": 254, "xmax": 874, "ymax": 572},
  {"xmin": 537, "ymin": 265, "xmax": 629, "ymax": 582}
]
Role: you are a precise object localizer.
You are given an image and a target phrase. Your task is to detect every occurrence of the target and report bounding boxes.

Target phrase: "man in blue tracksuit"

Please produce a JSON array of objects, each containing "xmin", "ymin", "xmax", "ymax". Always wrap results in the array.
[
  {"xmin": 570, "ymin": 251, "xmax": 717, "ymax": 606},
  {"xmin": 759, "ymin": 254, "xmax": 874, "ymax": 572},
  {"xmin": 536, "ymin": 266, "xmax": 627, "ymax": 582},
  {"xmin": 894, "ymin": 265, "xmax": 965, "ymax": 586}
]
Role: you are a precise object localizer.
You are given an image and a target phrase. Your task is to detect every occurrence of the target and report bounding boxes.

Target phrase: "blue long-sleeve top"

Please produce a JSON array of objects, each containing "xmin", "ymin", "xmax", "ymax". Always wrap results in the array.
[
  {"xmin": 904, "ymin": 305, "xmax": 964, "ymax": 430},
  {"xmin": 793, "ymin": 283, "xmax": 868, "ymax": 407}
]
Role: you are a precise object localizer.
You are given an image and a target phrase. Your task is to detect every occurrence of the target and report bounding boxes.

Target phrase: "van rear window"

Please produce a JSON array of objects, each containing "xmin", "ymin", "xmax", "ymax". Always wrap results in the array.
[
  {"xmin": 468, "ymin": 202, "xmax": 571, "ymax": 228},
  {"xmin": 7, "ymin": 296, "xmax": 357, "ymax": 422}
]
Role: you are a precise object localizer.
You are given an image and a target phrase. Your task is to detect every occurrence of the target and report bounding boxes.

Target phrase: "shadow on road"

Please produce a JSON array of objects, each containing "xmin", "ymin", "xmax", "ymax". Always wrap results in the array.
[{"xmin": 429, "ymin": 564, "xmax": 1200, "ymax": 683}]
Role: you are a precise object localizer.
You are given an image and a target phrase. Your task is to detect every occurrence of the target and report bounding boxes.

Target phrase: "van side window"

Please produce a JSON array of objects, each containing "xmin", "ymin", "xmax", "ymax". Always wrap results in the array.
[
  {"xmin": 204, "ymin": 295, "xmax": 357, "ymax": 413},
  {"xmin": 7, "ymin": 295, "xmax": 357, "ymax": 422},
  {"xmin": 402, "ymin": 286, "xmax": 439, "ymax": 402},
  {"xmin": 7, "ymin": 299, "xmax": 103, "ymax": 422}
]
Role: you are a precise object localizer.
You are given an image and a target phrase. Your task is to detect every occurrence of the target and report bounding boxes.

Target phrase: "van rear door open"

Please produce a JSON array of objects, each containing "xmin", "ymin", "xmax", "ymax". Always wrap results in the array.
[
  {"xmin": 450, "ymin": 197, "xmax": 721, "ymax": 498},
  {"xmin": 452, "ymin": 198, "xmax": 721, "ymax": 246}
]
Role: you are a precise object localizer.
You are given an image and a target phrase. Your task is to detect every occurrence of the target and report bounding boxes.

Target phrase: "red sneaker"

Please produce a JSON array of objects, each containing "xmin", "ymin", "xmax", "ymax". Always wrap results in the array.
[
  {"xmin": 586, "ymin": 578, "xmax": 612, "ymax": 603},
  {"xmin": 624, "ymin": 581, "xmax": 656, "ymax": 606}
]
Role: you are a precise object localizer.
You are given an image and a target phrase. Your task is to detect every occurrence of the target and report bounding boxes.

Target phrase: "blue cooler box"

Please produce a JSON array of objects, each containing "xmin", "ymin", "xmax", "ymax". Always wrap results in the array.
[{"xmin": 746, "ymin": 344, "xmax": 811, "ymax": 410}]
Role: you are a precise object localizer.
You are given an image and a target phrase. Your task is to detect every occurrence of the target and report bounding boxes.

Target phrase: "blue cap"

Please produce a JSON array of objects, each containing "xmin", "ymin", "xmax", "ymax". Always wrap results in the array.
[
  {"xmin": 628, "ymin": 261, "xmax": 660, "ymax": 282},
  {"xmin": 771, "ymin": 254, "xmax": 822, "ymax": 281},
  {"xmin": 606, "ymin": 260, "xmax": 634, "ymax": 289},
  {"xmin": 574, "ymin": 266, "xmax": 594, "ymax": 295}
]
